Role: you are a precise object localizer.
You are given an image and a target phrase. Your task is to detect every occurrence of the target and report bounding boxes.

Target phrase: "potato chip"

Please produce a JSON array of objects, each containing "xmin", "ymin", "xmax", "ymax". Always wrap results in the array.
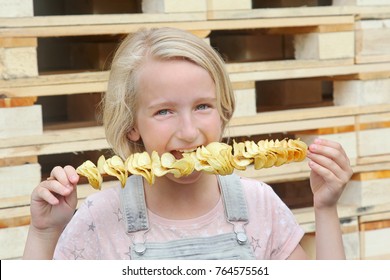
[
  {"xmin": 77, "ymin": 138, "xmax": 307, "ymax": 189},
  {"xmin": 76, "ymin": 160, "xmax": 103, "ymax": 190},
  {"xmin": 104, "ymin": 155, "xmax": 128, "ymax": 188}
]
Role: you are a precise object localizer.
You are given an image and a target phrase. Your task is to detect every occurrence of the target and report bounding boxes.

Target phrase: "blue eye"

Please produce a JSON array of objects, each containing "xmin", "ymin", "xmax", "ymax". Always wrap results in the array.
[
  {"xmin": 196, "ymin": 104, "xmax": 209, "ymax": 110},
  {"xmin": 156, "ymin": 109, "xmax": 169, "ymax": 115}
]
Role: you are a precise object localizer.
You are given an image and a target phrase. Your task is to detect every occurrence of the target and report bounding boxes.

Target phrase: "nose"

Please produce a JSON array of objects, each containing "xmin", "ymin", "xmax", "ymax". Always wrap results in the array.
[{"xmin": 176, "ymin": 113, "xmax": 199, "ymax": 143}]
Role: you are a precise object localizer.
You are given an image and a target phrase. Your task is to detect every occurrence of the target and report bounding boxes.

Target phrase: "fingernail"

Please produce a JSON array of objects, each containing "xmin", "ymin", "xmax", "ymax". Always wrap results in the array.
[{"xmin": 71, "ymin": 175, "xmax": 79, "ymax": 182}]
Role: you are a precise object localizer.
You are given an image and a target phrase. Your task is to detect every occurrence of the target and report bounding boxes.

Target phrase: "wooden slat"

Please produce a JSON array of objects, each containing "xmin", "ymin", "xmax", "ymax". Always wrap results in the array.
[
  {"xmin": 208, "ymin": 6, "xmax": 390, "ymax": 20},
  {"xmin": 0, "ymin": 37, "xmax": 37, "ymax": 48},
  {"xmin": 0, "ymin": 156, "xmax": 37, "ymax": 167},
  {"xmin": 0, "ymin": 96, "xmax": 37, "ymax": 107},
  {"xmin": 229, "ymin": 62, "xmax": 390, "ymax": 82},
  {"xmin": 0, "ymin": 16, "xmax": 354, "ymax": 38},
  {"xmin": 0, "ymin": 13, "xmax": 207, "ymax": 28}
]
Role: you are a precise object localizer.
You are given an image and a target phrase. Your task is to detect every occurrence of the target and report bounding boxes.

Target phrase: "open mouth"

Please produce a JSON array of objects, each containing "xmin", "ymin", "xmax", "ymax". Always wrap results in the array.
[{"xmin": 171, "ymin": 147, "xmax": 198, "ymax": 159}]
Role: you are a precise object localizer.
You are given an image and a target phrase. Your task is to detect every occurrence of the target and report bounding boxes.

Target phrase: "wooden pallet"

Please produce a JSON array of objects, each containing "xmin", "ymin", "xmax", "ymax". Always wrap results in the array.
[{"xmin": 1, "ymin": 0, "xmax": 390, "ymax": 260}]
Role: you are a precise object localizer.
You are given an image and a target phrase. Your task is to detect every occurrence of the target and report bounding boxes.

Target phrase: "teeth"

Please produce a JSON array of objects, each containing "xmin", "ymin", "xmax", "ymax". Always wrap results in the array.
[{"xmin": 179, "ymin": 148, "xmax": 196, "ymax": 153}]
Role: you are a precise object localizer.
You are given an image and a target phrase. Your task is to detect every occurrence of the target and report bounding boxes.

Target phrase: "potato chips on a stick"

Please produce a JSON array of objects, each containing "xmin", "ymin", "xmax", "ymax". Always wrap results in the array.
[{"xmin": 76, "ymin": 139, "xmax": 307, "ymax": 190}]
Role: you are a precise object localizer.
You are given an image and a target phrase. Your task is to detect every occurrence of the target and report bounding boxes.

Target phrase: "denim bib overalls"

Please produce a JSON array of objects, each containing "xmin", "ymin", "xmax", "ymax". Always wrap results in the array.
[{"xmin": 120, "ymin": 174, "xmax": 255, "ymax": 259}]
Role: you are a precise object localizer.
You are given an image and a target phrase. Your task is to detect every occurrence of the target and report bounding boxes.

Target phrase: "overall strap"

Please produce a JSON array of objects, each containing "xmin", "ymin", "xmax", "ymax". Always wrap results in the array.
[
  {"xmin": 120, "ymin": 175, "xmax": 149, "ymax": 233},
  {"xmin": 218, "ymin": 174, "xmax": 249, "ymax": 222}
]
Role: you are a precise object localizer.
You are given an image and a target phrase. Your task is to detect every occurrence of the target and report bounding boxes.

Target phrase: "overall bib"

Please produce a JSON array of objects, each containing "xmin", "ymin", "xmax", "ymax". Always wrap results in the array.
[{"xmin": 120, "ymin": 174, "xmax": 255, "ymax": 260}]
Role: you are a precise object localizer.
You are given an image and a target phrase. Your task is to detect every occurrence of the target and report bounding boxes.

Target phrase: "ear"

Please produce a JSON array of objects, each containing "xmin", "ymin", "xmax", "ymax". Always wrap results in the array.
[{"xmin": 127, "ymin": 127, "xmax": 141, "ymax": 142}]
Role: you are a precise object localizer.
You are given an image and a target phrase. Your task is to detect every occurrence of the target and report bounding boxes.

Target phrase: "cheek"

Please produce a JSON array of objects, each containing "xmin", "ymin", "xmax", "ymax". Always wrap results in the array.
[{"xmin": 139, "ymin": 122, "xmax": 172, "ymax": 148}]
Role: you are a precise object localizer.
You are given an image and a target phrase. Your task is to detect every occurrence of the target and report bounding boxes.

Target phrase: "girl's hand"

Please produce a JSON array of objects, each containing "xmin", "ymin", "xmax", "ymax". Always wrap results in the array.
[
  {"xmin": 29, "ymin": 165, "xmax": 79, "ymax": 232},
  {"xmin": 307, "ymin": 138, "xmax": 353, "ymax": 209}
]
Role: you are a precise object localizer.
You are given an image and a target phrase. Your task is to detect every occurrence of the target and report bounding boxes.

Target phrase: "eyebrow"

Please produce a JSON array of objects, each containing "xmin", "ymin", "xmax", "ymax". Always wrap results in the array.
[{"xmin": 147, "ymin": 97, "xmax": 217, "ymax": 110}]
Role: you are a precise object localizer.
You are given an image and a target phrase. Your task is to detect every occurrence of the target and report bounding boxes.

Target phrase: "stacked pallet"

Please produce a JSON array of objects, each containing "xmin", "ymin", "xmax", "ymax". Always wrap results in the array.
[{"xmin": 1, "ymin": 0, "xmax": 390, "ymax": 259}]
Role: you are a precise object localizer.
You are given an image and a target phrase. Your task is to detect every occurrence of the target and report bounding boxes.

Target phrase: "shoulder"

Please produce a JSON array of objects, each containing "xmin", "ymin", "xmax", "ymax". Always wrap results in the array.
[
  {"xmin": 238, "ymin": 176, "xmax": 275, "ymax": 197},
  {"xmin": 238, "ymin": 175, "xmax": 287, "ymax": 210}
]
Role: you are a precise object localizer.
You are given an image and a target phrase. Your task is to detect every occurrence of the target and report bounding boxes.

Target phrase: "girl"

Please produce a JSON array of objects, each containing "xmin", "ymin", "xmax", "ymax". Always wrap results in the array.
[{"xmin": 23, "ymin": 27, "xmax": 352, "ymax": 260}]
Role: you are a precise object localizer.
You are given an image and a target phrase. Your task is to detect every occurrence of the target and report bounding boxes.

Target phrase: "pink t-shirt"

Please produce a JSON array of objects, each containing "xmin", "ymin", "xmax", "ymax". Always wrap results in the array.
[{"xmin": 53, "ymin": 177, "xmax": 304, "ymax": 260}]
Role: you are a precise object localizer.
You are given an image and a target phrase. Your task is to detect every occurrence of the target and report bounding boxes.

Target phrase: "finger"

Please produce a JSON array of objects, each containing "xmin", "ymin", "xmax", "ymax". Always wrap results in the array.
[
  {"xmin": 308, "ymin": 151, "xmax": 352, "ymax": 185},
  {"xmin": 43, "ymin": 179, "xmax": 73, "ymax": 197},
  {"xmin": 308, "ymin": 139, "xmax": 350, "ymax": 168},
  {"xmin": 31, "ymin": 180, "xmax": 69, "ymax": 205},
  {"xmin": 64, "ymin": 182, "xmax": 78, "ymax": 209},
  {"xmin": 313, "ymin": 138, "xmax": 350, "ymax": 161},
  {"xmin": 50, "ymin": 166, "xmax": 74, "ymax": 189},
  {"xmin": 64, "ymin": 165, "xmax": 79, "ymax": 186}
]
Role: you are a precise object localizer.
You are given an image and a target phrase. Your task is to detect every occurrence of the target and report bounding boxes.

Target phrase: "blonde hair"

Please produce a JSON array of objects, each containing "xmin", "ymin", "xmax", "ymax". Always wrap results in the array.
[{"xmin": 103, "ymin": 27, "xmax": 235, "ymax": 159}]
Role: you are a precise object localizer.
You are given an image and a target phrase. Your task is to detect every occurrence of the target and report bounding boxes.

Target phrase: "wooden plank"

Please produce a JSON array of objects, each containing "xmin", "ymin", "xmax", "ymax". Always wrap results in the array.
[
  {"xmin": 232, "ymin": 88, "xmax": 256, "ymax": 117},
  {"xmin": 142, "ymin": 0, "xmax": 207, "ymax": 13},
  {"xmin": 0, "ymin": 163, "xmax": 41, "ymax": 199},
  {"xmin": 356, "ymin": 54, "xmax": 390, "ymax": 64},
  {"xmin": 0, "ymin": 225, "xmax": 29, "ymax": 259},
  {"xmin": 360, "ymin": 225, "xmax": 390, "ymax": 259},
  {"xmin": 0, "ymin": 47, "xmax": 38, "ymax": 79},
  {"xmin": 0, "ymin": 0, "xmax": 33, "ymax": 17},
  {"xmin": 334, "ymin": 79, "xmax": 390, "ymax": 106},
  {"xmin": 208, "ymin": 6, "xmax": 390, "ymax": 20},
  {"xmin": 0, "ymin": 105, "xmax": 42, "ymax": 139},
  {"xmin": 0, "ymin": 156, "xmax": 37, "ymax": 167},
  {"xmin": 228, "ymin": 61, "xmax": 390, "ymax": 82},
  {"xmin": 340, "ymin": 175, "xmax": 390, "ymax": 207},
  {"xmin": 0, "ymin": 16, "xmax": 355, "ymax": 38},
  {"xmin": 226, "ymin": 58, "xmax": 353, "ymax": 73},
  {"xmin": 0, "ymin": 96, "xmax": 37, "ymax": 107},
  {"xmin": 0, "ymin": 37, "xmax": 37, "ymax": 48},
  {"xmin": 206, "ymin": 0, "xmax": 251, "ymax": 11},
  {"xmin": 358, "ymin": 128, "xmax": 390, "ymax": 157},
  {"xmin": 294, "ymin": 32, "xmax": 354, "ymax": 60},
  {"xmin": 0, "ymin": 13, "xmax": 207, "ymax": 28},
  {"xmin": 228, "ymin": 116, "xmax": 355, "ymax": 136},
  {"xmin": 0, "ymin": 126, "xmax": 105, "ymax": 149},
  {"xmin": 356, "ymin": 154, "xmax": 390, "ymax": 166},
  {"xmin": 352, "ymin": 170, "xmax": 390, "ymax": 180},
  {"xmin": 229, "ymin": 104, "xmax": 390, "ymax": 126},
  {"xmin": 0, "ymin": 138, "xmax": 109, "ymax": 159},
  {"xmin": 334, "ymin": 0, "xmax": 390, "ymax": 6},
  {"xmin": 356, "ymin": 19, "xmax": 390, "ymax": 64}
]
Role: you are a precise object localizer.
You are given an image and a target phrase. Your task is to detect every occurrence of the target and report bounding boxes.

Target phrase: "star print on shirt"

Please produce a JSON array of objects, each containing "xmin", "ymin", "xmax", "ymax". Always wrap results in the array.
[
  {"xmin": 71, "ymin": 247, "xmax": 85, "ymax": 260},
  {"xmin": 250, "ymin": 236, "xmax": 261, "ymax": 252},
  {"xmin": 87, "ymin": 200, "xmax": 94, "ymax": 208},
  {"xmin": 88, "ymin": 222, "xmax": 96, "ymax": 231},
  {"xmin": 114, "ymin": 208, "xmax": 123, "ymax": 222}
]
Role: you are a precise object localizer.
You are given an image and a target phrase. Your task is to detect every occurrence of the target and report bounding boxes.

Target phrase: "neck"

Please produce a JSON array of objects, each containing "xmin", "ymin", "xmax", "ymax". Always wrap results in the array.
[{"xmin": 143, "ymin": 173, "xmax": 221, "ymax": 220}]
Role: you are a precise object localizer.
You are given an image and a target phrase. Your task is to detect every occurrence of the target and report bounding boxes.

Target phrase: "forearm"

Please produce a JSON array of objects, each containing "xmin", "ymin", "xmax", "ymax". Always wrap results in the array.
[
  {"xmin": 23, "ymin": 226, "xmax": 62, "ymax": 260},
  {"xmin": 314, "ymin": 206, "xmax": 346, "ymax": 260}
]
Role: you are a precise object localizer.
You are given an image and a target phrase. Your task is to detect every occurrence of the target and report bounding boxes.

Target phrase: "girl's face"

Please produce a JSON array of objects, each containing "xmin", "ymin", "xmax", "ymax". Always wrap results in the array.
[{"xmin": 128, "ymin": 58, "xmax": 223, "ymax": 164}]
